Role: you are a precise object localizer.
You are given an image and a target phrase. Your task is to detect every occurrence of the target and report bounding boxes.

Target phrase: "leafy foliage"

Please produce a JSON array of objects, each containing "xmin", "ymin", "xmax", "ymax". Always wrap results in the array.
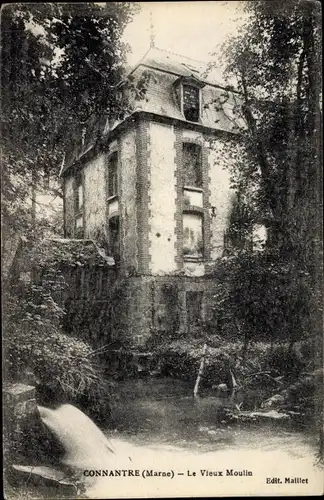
[
  {"xmin": 218, "ymin": 0, "xmax": 322, "ymax": 263},
  {"xmin": 1, "ymin": 2, "xmax": 139, "ymax": 245},
  {"xmin": 3, "ymin": 279, "xmax": 113, "ymax": 423},
  {"xmin": 211, "ymin": 253, "xmax": 313, "ymax": 350}
]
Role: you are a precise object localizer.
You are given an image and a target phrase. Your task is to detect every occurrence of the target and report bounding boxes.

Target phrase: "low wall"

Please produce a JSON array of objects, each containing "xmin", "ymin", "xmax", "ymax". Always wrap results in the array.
[{"xmin": 3, "ymin": 383, "xmax": 37, "ymax": 464}]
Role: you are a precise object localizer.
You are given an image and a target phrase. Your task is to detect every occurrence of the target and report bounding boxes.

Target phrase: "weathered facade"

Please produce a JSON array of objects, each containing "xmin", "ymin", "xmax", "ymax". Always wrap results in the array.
[{"xmin": 61, "ymin": 47, "xmax": 241, "ymax": 347}]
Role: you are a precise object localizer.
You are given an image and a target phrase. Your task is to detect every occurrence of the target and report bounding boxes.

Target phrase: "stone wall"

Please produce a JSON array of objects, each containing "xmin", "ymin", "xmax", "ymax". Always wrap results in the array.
[
  {"xmin": 63, "ymin": 175, "xmax": 74, "ymax": 238},
  {"xmin": 83, "ymin": 153, "xmax": 107, "ymax": 240},
  {"xmin": 110, "ymin": 276, "xmax": 153, "ymax": 347},
  {"xmin": 135, "ymin": 119, "xmax": 150, "ymax": 274},
  {"xmin": 111, "ymin": 275, "xmax": 219, "ymax": 348},
  {"xmin": 3, "ymin": 383, "xmax": 37, "ymax": 463},
  {"xmin": 62, "ymin": 264, "xmax": 117, "ymax": 347},
  {"xmin": 148, "ymin": 122, "xmax": 177, "ymax": 274},
  {"xmin": 119, "ymin": 127, "xmax": 138, "ymax": 274}
]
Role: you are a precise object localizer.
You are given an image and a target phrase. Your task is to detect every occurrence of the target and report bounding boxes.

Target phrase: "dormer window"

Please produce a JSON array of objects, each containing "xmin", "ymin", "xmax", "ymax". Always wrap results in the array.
[
  {"xmin": 183, "ymin": 85, "xmax": 200, "ymax": 122},
  {"xmin": 173, "ymin": 75, "xmax": 205, "ymax": 123}
]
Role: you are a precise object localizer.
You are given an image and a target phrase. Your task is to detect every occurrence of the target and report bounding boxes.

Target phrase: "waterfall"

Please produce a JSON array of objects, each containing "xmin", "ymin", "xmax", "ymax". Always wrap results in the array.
[{"xmin": 38, "ymin": 404, "xmax": 116, "ymax": 469}]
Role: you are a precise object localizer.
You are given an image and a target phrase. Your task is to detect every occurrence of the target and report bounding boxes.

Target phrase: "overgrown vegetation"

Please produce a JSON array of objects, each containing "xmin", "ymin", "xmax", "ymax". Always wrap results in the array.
[
  {"xmin": 2, "ymin": 3, "xmax": 139, "ymax": 424},
  {"xmin": 211, "ymin": 253, "xmax": 313, "ymax": 353},
  {"xmin": 157, "ymin": 337, "xmax": 320, "ymax": 426},
  {"xmin": 207, "ymin": 0, "xmax": 321, "ymax": 452},
  {"xmin": 3, "ymin": 278, "xmax": 113, "ymax": 424}
]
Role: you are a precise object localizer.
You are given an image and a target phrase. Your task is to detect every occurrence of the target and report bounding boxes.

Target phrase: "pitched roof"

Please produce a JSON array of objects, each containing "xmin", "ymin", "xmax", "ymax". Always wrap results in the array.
[
  {"xmin": 130, "ymin": 46, "xmax": 225, "ymax": 86},
  {"xmin": 129, "ymin": 65, "xmax": 241, "ymax": 133},
  {"xmin": 61, "ymin": 47, "xmax": 241, "ymax": 175}
]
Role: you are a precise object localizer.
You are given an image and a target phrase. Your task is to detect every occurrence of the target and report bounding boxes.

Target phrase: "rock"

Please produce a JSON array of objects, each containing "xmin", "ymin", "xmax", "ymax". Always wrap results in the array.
[
  {"xmin": 238, "ymin": 409, "xmax": 290, "ymax": 422},
  {"xmin": 3, "ymin": 383, "xmax": 37, "ymax": 461},
  {"xmin": 249, "ymin": 410, "xmax": 290, "ymax": 420},
  {"xmin": 224, "ymin": 408, "xmax": 290, "ymax": 423},
  {"xmin": 212, "ymin": 383, "xmax": 228, "ymax": 397},
  {"xmin": 261, "ymin": 394, "xmax": 285, "ymax": 409},
  {"xmin": 10, "ymin": 465, "xmax": 80, "ymax": 495}
]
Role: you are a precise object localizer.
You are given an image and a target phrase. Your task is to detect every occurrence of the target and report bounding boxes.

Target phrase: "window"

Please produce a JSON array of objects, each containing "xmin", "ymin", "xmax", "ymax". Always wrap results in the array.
[
  {"xmin": 252, "ymin": 223, "xmax": 268, "ymax": 252},
  {"xmin": 74, "ymin": 175, "xmax": 84, "ymax": 238},
  {"xmin": 183, "ymin": 143, "xmax": 202, "ymax": 188},
  {"xmin": 183, "ymin": 212, "xmax": 204, "ymax": 259},
  {"xmin": 76, "ymin": 183, "xmax": 83, "ymax": 211},
  {"xmin": 186, "ymin": 291, "xmax": 203, "ymax": 328},
  {"xmin": 43, "ymin": 172, "xmax": 50, "ymax": 190},
  {"xmin": 108, "ymin": 152, "xmax": 118, "ymax": 198},
  {"xmin": 183, "ymin": 85, "xmax": 200, "ymax": 122},
  {"xmin": 109, "ymin": 215, "xmax": 120, "ymax": 263}
]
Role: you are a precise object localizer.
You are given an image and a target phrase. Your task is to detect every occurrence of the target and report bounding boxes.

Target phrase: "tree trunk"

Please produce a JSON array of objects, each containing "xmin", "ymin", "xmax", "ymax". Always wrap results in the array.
[
  {"xmin": 242, "ymin": 333, "xmax": 249, "ymax": 362},
  {"xmin": 194, "ymin": 343, "xmax": 207, "ymax": 398},
  {"xmin": 31, "ymin": 170, "xmax": 37, "ymax": 230}
]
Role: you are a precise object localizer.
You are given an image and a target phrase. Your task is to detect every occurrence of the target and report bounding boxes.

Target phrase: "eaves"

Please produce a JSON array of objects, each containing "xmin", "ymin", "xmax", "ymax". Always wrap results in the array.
[{"xmin": 61, "ymin": 110, "xmax": 239, "ymax": 177}]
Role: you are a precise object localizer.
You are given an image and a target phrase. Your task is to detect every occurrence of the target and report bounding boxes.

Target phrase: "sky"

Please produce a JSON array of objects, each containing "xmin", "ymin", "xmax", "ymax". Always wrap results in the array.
[
  {"xmin": 27, "ymin": 2, "xmax": 246, "ymax": 77},
  {"xmin": 123, "ymin": 1, "xmax": 246, "ymax": 67}
]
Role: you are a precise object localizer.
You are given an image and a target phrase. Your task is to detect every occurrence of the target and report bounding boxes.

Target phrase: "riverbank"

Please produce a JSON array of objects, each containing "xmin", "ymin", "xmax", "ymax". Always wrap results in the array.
[{"xmin": 4, "ymin": 378, "xmax": 322, "ymax": 499}]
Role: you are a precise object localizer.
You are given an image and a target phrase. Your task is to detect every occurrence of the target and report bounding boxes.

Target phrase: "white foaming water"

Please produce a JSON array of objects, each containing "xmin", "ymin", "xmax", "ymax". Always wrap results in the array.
[
  {"xmin": 38, "ymin": 404, "xmax": 323, "ymax": 498},
  {"xmin": 38, "ymin": 404, "xmax": 116, "ymax": 469}
]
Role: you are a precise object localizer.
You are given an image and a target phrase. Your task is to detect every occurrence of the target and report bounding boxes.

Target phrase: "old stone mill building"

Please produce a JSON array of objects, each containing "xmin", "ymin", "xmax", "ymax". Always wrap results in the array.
[{"xmin": 60, "ymin": 47, "xmax": 242, "ymax": 349}]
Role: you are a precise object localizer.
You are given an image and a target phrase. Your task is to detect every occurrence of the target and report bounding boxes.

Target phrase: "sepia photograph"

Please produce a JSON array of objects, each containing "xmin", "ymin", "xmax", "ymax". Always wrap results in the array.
[{"xmin": 1, "ymin": 1, "xmax": 323, "ymax": 498}]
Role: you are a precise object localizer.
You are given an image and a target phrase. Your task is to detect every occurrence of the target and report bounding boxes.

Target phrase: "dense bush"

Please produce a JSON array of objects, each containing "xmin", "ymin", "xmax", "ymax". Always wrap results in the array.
[
  {"xmin": 265, "ymin": 344, "xmax": 311, "ymax": 380},
  {"xmin": 211, "ymin": 253, "xmax": 313, "ymax": 349},
  {"xmin": 157, "ymin": 339, "xmax": 269, "ymax": 387},
  {"xmin": 157, "ymin": 338, "xmax": 315, "ymax": 410},
  {"xmin": 3, "ymin": 280, "xmax": 113, "ymax": 424}
]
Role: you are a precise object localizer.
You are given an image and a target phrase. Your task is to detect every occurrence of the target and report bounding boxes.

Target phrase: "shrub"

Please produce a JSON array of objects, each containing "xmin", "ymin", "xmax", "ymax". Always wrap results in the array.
[
  {"xmin": 210, "ymin": 254, "xmax": 313, "ymax": 348},
  {"xmin": 3, "ymin": 282, "xmax": 113, "ymax": 424},
  {"xmin": 263, "ymin": 344, "xmax": 306, "ymax": 379},
  {"xmin": 157, "ymin": 339, "xmax": 273, "ymax": 389},
  {"xmin": 157, "ymin": 338, "xmax": 315, "ymax": 397}
]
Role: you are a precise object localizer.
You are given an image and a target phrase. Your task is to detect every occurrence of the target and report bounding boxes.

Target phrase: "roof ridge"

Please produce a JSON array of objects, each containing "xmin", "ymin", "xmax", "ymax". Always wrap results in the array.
[
  {"xmin": 150, "ymin": 45, "xmax": 208, "ymax": 65},
  {"xmin": 128, "ymin": 45, "xmax": 209, "ymax": 80}
]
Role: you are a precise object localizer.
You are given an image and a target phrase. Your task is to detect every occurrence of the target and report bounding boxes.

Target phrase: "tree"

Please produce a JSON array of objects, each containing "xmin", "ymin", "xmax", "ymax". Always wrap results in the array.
[
  {"xmin": 207, "ymin": 0, "xmax": 322, "ymax": 346},
  {"xmin": 219, "ymin": 0, "xmax": 321, "ymax": 264},
  {"xmin": 1, "ymin": 2, "xmax": 141, "ymax": 430},
  {"xmin": 1, "ymin": 2, "xmax": 139, "ymax": 247},
  {"xmin": 209, "ymin": 0, "xmax": 322, "ymax": 455}
]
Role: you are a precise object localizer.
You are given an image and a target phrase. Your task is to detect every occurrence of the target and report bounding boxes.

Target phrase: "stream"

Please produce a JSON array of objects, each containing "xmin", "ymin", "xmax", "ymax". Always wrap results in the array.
[
  {"xmin": 8, "ymin": 377, "xmax": 323, "ymax": 498},
  {"xmin": 108, "ymin": 377, "xmax": 318, "ymax": 453},
  {"xmin": 91, "ymin": 377, "xmax": 323, "ymax": 498}
]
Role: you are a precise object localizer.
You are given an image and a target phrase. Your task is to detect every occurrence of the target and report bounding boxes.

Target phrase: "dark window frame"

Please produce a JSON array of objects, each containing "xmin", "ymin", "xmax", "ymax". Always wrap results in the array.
[
  {"xmin": 182, "ymin": 210, "xmax": 204, "ymax": 261},
  {"xmin": 74, "ymin": 173, "xmax": 84, "ymax": 239},
  {"xmin": 182, "ymin": 142, "xmax": 203, "ymax": 189},
  {"xmin": 182, "ymin": 84, "xmax": 201, "ymax": 123},
  {"xmin": 108, "ymin": 151, "xmax": 118, "ymax": 199}
]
